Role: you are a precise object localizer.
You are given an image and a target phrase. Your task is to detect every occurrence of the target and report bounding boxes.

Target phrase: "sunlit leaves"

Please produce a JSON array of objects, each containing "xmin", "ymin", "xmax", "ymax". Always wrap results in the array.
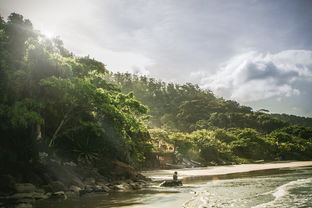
[{"xmin": 10, "ymin": 99, "xmax": 44, "ymax": 128}]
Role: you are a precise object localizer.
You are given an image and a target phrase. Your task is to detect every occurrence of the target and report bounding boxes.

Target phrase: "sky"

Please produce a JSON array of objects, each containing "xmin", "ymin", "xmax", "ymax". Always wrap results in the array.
[{"xmin": 1, "ymin": 0, "xmax": 312, "ymax": 117}]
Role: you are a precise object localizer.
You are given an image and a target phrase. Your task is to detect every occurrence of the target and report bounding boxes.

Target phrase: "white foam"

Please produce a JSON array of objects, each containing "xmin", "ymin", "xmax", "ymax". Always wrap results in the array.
[{"xmin": 252, "ymin": 177, "xmax": 312, "ymax": 208}]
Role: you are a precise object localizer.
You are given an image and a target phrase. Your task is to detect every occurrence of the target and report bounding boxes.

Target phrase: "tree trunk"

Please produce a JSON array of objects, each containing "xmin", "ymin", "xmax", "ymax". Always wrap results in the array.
[
  {"xmin": 36, "ymin": 123, "xmax": 42, "ymax": 141},
  {"xmin": 49, "ymin": 114, "xmax": 69, "ymax": 147}
]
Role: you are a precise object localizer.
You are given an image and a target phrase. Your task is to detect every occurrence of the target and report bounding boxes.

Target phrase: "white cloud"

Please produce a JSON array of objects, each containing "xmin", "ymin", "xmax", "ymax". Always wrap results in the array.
[
  {"xmin": 1, "ymin": 0, "xmax": 312, "ymax": 116},
  {"xmin": 199, "ymin": 50, "xmax": 312, "ymax": 103}
]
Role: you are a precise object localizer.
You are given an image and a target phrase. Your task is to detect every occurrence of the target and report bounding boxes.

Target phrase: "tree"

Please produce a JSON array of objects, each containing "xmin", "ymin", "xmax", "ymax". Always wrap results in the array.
[{"xmin": 231, "ymin": 128, "xmax": 273, "ymax": 160}]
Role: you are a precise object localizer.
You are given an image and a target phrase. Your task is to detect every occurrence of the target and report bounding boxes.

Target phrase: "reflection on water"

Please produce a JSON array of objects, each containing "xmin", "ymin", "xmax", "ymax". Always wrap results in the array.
[
  {"xmin": 34, "ymin": 166, "xmax": 312, "ymax": 208},
  {"xmin": 182, "ymin": 168, "xmax": 295, "ymax": 184},
  {"xmin": 34, "ymin": 189, "xmax": 192, "ymax": 208}
]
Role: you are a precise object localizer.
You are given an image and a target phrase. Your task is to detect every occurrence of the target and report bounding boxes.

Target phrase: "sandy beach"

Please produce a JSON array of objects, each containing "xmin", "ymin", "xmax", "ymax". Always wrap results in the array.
[
  {"xmin": 34, "ymin": 161, "xmax": 312, "ymax": 208},
  {"xmin": 141, "ymin": 161, "xmax": 312, "ymax": 181}
]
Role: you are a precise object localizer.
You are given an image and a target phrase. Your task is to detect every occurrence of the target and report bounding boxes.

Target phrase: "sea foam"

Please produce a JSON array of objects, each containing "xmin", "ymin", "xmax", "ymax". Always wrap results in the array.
[{"xmin": 252, "ymin": 177, "xmax": 312, "ymax": 208}]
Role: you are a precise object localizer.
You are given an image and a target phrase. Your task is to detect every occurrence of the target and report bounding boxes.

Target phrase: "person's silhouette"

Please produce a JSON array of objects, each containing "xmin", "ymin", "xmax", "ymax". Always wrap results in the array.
[{"xmin": 173, "ymin": 171, "xmax": 178, "ymax": 181}]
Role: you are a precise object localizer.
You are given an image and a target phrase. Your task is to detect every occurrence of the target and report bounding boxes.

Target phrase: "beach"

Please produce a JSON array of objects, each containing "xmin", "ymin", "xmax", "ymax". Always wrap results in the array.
[
  {"xmin": 141, "ymin": 161, "xmax": 312, "ymax": 181},
  {"xmin": 34, "ymin": 161, "xmax": 312, "ymax": 208}
]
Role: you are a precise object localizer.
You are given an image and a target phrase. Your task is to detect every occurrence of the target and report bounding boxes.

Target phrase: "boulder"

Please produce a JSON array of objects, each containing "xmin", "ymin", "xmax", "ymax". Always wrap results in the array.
[
  {"xmin": 14, "ymin": 203, "xmax": 33, "ymax": 208},
  {"xmin": 114, "ymin": 183, "xmax": 132, "ymax": 191},
  {"xmin": 84, "ymin": 185, "xmax": 94, "ymax": 193},
  {"xmin": 84, "ymin": 177, "xmax": 96, "ymax": 185},
  {"xmin": 97, "ymin": 183, "xmax": 110, "ymax": 192},
  {"xmin": 7, "ymin": 192, "xmax": 47, "ymax": 200},
  {"xmin": 132, "ymin": 173, "xmax": 151, "ymax": 182},
  {"xmin": 159, "ymin": 180, "xmax": 183, "ymax": 187},
  {"xmin": 50, "ymin": 191, "xmax": 67, "ymax": 199},
  {"xmin": 15, "ymin": 184, "xmax": 36, "ymax": 193},
  {"xmin": 42, "ymin": 181, "xmax": 65, "ymax": 193},
  {"xmin": 129, "ymin": 182, "xmax": 141, "ymax": 190},
  {"xmin": 68, "ymin": 185, "xmax": 81, "ymax": 194},
  {"xmin": 63, "ymin": 161, "xmax": 77, "ymax": 167},
  {"xmin": 94, "ymin": 185, "xmax": 107, "ymax": 192}
]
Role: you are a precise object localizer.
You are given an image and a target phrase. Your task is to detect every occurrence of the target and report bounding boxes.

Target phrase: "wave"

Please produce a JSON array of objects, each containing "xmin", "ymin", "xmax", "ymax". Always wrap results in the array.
[
  {"xmin": 183, "ymin": 177, "xmax": 312, "ymax": 208},
  {"xmin": 252, "ymin": 177, "xmax": 312, "ymax": 208}
]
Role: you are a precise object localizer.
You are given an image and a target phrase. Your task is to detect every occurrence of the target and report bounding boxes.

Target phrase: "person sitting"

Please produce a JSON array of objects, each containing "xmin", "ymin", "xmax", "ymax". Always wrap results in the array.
[{"xmin": 173, "ymin": 171, "xmax": 178, "ymax": 181}]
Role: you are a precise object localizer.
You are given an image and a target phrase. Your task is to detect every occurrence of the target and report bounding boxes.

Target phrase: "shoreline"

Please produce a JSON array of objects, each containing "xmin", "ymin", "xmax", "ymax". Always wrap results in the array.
[
  {"xmin": 141, "ymin": 161, "xmax": 312, "ymax": 182},
  {"xmin": 31, "ymin": 161, "xmax": 312, "ymax": 208},
  {"xmin": 4, "ymin": 161, "xmax": 312, "ymax": 208}
]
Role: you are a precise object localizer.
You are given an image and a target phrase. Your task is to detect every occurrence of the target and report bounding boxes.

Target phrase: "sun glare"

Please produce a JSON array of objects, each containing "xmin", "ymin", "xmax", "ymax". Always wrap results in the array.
[{"xmin": 41, "ymin": 30, "xmax": 55, "ymax": 39}]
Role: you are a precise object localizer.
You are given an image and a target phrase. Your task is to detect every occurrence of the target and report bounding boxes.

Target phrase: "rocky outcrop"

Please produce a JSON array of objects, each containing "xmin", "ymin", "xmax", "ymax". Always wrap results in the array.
[
  {"xmin": 50, "ymin": 191, "xmax": 66, "ymax": 199},
  {"xmin": 159, "ymin": 180, "xmax": 183, "ymax": 187},
  {"xmin": 0, "ymin": 156, "xmax": 151, "ymax": 208},
  {"xmin": 0, "ymin": 183, "xmax": 49, "ymax": 208}
]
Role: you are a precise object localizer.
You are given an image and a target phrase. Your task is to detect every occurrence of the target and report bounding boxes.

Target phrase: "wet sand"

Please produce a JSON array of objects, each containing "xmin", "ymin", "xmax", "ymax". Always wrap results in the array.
[
  {"xmin": 141, "ymin": 161, "xmax": 312, "ymax": 181},
  {"xmin": 34, "ymin": 161, "xmax": 312, "ymax": 208}
]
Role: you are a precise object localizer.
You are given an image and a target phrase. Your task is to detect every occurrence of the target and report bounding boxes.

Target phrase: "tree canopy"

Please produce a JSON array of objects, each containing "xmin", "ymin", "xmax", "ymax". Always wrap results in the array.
[{"xmin": 1, "ymin": 13, "xmax": 311, "ymax": 177}]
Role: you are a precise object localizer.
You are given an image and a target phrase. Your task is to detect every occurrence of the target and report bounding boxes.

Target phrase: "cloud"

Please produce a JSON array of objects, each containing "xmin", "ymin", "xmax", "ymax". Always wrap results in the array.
[
  {"xmin": 71, "ymin": 41, "xmax": 154, "ymax": 75},
  {"xmin": 198, "ymin": 50, "xmax": 312, "ymax": 103},
  {"xmin": 1, "ymin": 0, "xmax": 311, "ymax": 83},
  {"xmin": 1, "ymin": 0, "xmax": 312, "ymax": 116}
]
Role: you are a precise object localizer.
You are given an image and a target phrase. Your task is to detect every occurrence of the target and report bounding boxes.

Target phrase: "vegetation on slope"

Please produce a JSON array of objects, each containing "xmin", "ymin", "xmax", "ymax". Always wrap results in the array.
[
  {"xmin": 0, "ymin": 13, "xmax": 311, "ymax": 181},
  {"xmin": 110, "ymin": 72, "xmax": 312, "ymax": 164},
  {"xmin": 0, "ymin": 13, "xmax": 151, "ymax": 180}
]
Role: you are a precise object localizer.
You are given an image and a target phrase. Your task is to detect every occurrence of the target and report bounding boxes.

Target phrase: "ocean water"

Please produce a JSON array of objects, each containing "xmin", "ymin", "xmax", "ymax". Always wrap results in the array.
[
  {"xmin": 183, "ymin": 167, "xmax": 312, "ymax": 208},
  {"xmin": 34, "ymin": 166, "xmax": 312, "ymax": 208}
]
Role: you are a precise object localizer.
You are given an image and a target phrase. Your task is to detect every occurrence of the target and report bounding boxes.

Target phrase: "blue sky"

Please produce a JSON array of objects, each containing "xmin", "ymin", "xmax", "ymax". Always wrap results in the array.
[{"xmin": 1, "ymin": 0, "xmax": 311, "ymax": 116}]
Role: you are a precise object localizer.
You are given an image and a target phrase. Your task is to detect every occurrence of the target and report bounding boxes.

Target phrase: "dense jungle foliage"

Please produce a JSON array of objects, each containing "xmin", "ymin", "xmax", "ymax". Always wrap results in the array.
[
  {"xmin": 0, "ymin": 13, "xmax": 151, "ymax": 176},
  {"xmin": 0, "ymin": 13, "xmax": 311, "ymax": 176},
  {"xmin": 111, "ymin": 73, "xmax": 312, "ymax": 164}
]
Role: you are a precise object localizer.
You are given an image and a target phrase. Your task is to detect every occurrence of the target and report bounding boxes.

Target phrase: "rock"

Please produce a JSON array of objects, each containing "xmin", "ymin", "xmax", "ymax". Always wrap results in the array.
[
  {"xmin": 98, "ymin": 184, "xmax": 110, "ymax": 192},
  {"xmin": 124, "ymin": 179, "xmax": 133, "ymax": 183},
  {"xmin": 84, "ymin": 185, "xmax": 94, "ymax": 193},
  {"xmin": 2, "ymin": 184, "xmax": 48, "ymax": 208},
  {"xmin": 108, "ymin": 161, "xmax": 137, "ymax": 180},
  {"xmin": 6, "ymin": 192, "xmax": 48, "ymax": 201},
  {"xmin": 159, "ymin": 180, "xmax": 183, "ymax": 187},
  {"xmin": 50, "ymin": 191, "xmax": 67, "ymax": 199},
  {"xmin": 7, "ymin": 193, "xmax": 42, "ymax": 200},
  {"xmin": 15, "ymin": 184, "xmax": 36, "ymax": 193},
  {"xmin": 47, "ymin": 181, "xmax": 66, "ymax": 192},
  {"xmin": 129, "ymin": 182, "xmax": 141, "ymax": 190},
  {"xmin": 32, "ymin": 192, "xmax": 48, "ymax": 200},
  {"xmin": 38, "ymin": 152, "xmax": 48, "ymax": 164},
  {"xmin": 132, "ymin": 173, "xmax": 151, "ymax": 182},
  {"xmin": 69, "ymin": 185, "xmax": 81, "ymax": 194},
  {"xmin": 63, "ymin": 161, "xmax": 77, "ymax": 167},
  {"xmin": 14, "ymin": 203, "xmax": 33, "ymax": 208},
  {"xmin": 93, "ymin": 185, "xmax": 105, "ymax": 192},
  {"xmin": 80, "ymin": 184, "xmax": 109, "ymax": 193},
  {"xmin": 114, "ymin": 183, "xmax": 132, "ymax": 191},
  {"xmin": 84, "ymin": 177, "xmax": 96, "ymax": 185},
  {"xmin": 7, "ymin": 193, "xmax": 34, "ymax": 199},
  {"xmin": 78, "ymin": 185, "xmax": 94, "ymax": 196}
]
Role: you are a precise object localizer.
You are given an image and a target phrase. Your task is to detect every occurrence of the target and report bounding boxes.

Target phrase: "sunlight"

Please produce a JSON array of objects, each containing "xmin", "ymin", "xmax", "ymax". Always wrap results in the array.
[
  {"xmin": 0, "ymin": 1, "xmax": 311, "ymax": 208},
  {"xmin": 41, "ymin": 29, "xmax": 55, "ymax": 39}
]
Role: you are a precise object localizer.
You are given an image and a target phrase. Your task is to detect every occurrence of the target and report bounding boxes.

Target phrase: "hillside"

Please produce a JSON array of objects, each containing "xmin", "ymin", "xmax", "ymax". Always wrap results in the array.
[
  {"xmin": 0, "ymin": 13, "xmax": 311, "ymax": 200},
  {"xmin": 111, "ymin": 73, "xmax": 312, "ymax": 132}
]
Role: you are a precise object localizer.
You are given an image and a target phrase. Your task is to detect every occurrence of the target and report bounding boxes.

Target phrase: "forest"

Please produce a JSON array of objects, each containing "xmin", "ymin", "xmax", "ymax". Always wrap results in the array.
[{"xmin": 1, "ymin": 13, "xmax": 312, "ymax": 182}]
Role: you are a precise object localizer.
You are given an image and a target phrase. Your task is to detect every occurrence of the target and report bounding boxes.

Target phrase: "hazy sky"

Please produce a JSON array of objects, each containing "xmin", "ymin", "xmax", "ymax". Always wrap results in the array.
[{"xmin": 1, "ymin": 0, "xmax": 312, "ymax": 117}]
